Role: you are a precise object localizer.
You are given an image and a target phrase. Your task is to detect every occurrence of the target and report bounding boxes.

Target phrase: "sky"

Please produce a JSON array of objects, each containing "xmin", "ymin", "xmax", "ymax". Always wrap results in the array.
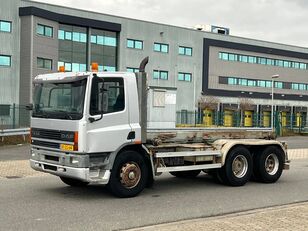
[{"xmin": 35, "ymin": 0, "xmax": 308, "ymax": 48}]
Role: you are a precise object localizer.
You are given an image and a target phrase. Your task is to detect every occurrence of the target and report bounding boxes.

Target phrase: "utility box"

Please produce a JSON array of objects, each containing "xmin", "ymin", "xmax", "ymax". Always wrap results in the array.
[{"xmin": 147, "ymin": 87, "xmax": 177, "ymax": 129}]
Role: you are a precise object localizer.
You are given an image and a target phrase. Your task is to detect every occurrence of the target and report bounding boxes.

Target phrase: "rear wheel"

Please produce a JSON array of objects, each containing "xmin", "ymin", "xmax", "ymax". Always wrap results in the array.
[
  {"xmin": 170, "ymin": 170, "xmax": 201, "ymax": 178},
  {"xmin": 60, "ymin": 177, "xmax": 89, "ymax": 187},
  {"xmin": 107, "ymin": 151, "xmax": 148, "ymax": 198},
  {"xmin": 253, "ymin": 146, "xmax": 284, "ymax": 183},
  {"xmin": 218, "ymin": 146, "xmax": 252, "ymax": 186}
]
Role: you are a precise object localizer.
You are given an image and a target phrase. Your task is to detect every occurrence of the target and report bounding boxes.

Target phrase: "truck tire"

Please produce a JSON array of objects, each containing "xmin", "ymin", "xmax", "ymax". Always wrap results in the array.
[
  {"xmin": 253, "ymin": 146, "xmax": 284, "ymax": 183},
  {"xmin": 60, "ymin": 177, "xmax": 89, "ymax": 187},
  {"xmin": 218, "ymin": 146, "xmax": 252, "ymax": 186},
  {"xmin": 170, "ymin": 170, "xmax": 201, "ymax": 178},
  {"xmin": 107, "ymin": 151, "xmax": 148, "ymax": 198}
]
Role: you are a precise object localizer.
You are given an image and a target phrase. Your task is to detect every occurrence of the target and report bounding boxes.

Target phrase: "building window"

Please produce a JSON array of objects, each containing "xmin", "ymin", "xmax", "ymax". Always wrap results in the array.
[
  {"xmin": 58, "ymin": 61, "xmax": 86, "ymax": 72},
  {"xmin": 0, "ymin": 55, "xmax": 11, "ymax": 67},
  {"xmin": 153, "ymin": 70, "xmax": 168, "ymax": 80},
  {"xmin": 0, "ymin": 104, "xmax": 10, "ymax": 116},
  {"xmin": 228, "ymin": 77, "xmax": 237, "ymax": 85},
  {"xmin": 90, "ymin": 35, "xmax": 117, "ymax": 47},
  {"xmin": 36, "ymin": 24, "xmax": 53, "ymax": 37},
  {"xmin": 58, "ymin": 29, "xmax": 87, "ymax": 43},
  {"xmin": 127, "ymin": 67, "xmax": 139, "ymax": 73},
  {"xmin": 178, "ymin": 72, "xmax": 192, "ymax": 82},
  {"xmin": 37, "ymin": 57, "xmax": 52, "ymax": 69},
  {"xmin": 154, "ymin": 43, "xmax": 169, "ymax": 53},
  {"xmin": 98, "ymin": 65, "xmax": 116, "ymax": 72},
  {"xmin": 220, "ymin": 76, "xmax": 308, "ymax": 91},
  {"xmin": 275, "ymin": 81, "xmax": 283, "ymax": 89},
  {"xmin": 292, "ymin": 83, "xmax": 306, "ymax": 91},
  {"xmin": 0, "ymin": 20, "xmax": 11, "ymax": 32},
  {"xmin": 127, "ymin": 39, "xmax": 143, "ymax": 49},
  {"xmin": 179, "ymin": 46, "xmax": 192, "ymax": 56},
  {"xmin": 219, "ymin": 51, "xmax": 308, "ymax": 71}
]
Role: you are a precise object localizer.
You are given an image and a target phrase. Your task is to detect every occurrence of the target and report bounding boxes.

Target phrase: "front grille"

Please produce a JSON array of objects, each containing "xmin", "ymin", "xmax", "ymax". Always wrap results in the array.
[
  {"xmin": 45, "ymin": 155, "xmax": 59, "ymax": 162},
  {"xmin": 32, "ymin": 140, "xmax": 60, "ymax": 149},
  {"xmin": 31, "ymin": 128, "xmax": 74, "ymax": 142}
]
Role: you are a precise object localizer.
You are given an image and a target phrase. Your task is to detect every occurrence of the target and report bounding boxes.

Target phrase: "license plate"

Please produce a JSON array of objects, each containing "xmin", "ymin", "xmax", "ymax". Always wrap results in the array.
[{"xmin": 60, "ymin": 144, "xmax": 74, "ymax": 151}]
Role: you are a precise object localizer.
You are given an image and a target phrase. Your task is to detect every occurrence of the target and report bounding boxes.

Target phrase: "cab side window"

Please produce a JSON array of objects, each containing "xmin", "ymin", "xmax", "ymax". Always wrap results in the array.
[{"xmin": 90, "ymin": 77, "xmax": 125, "ymax": 115}]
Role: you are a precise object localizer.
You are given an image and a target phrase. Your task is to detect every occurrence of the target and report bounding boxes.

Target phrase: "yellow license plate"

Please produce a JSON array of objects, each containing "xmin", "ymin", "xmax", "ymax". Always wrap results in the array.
[{"xmin": 60, "ymin": 144, "xmax": 74, "ymax": 151}]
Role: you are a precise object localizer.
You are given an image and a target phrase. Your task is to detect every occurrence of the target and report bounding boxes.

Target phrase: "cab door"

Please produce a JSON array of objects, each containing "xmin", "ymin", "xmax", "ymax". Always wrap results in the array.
[{"xmin": 86, "ymin": 76, "xmax": 132, "ymax": 153}]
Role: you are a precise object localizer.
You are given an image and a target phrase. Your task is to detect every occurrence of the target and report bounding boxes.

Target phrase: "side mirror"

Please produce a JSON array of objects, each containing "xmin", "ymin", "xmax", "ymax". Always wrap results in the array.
[
  {"xmin": 25, "ymin": 104, "xmax": 33, "ymax": 111},
  {"xmin": 89, "ymin": 114, "xmax": 102, "ymax": 123},
  {"xmin": 89, "ymin": 74, "xmax": 104, "ymax": 123}
]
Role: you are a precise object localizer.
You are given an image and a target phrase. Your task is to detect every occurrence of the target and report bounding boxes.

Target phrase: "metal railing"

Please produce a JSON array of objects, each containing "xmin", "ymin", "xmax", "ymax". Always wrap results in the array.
[
  {"xmin": 176, "ymin": 110, "xmax": 307, "ymax": 131},
  {"xmin": 0, "ymin": 104, "xmax": 30, "ymax": 129},
  {"xmin": 0, "ymin": 128, "xmax": 30, "ymax": 141}
]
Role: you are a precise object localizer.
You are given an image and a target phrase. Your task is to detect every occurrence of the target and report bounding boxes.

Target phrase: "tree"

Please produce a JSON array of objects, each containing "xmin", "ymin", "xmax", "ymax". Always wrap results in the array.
[{"xmin": 197, "ymin": 95, "xmax": 220, "ymax": 110}]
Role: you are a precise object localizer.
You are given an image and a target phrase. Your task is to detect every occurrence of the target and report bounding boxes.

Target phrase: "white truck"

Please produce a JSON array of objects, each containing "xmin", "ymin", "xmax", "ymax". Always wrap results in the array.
[{"xmin": 30, "ymin": 57, "xmax": 290, "ymax": 197}]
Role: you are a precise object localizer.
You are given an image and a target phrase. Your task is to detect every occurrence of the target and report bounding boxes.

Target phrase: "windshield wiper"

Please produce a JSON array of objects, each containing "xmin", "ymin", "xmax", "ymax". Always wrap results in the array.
[
  {"xmin": 54, "ymin": 110, "xmax": 73, "ymax": 120},
  {"xmin": 33, "ymin": 110, "xmax": 50, "ymax": 118}
]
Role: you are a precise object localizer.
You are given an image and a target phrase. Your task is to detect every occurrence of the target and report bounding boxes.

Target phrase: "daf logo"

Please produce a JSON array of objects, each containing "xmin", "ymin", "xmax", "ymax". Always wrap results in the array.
[{"xmin": 61, "ymin": 133, "xmax": 74, "ymax": 140}]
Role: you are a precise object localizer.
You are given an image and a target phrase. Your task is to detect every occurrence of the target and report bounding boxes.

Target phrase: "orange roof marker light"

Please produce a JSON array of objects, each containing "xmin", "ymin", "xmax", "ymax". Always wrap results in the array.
[
  {"xmin": 59, "ymin": 66, "xmax": 65, "ymax": 72},
  {"xmin": 91, "ymin": 62, "xmax": 99, "ymax": 72}
]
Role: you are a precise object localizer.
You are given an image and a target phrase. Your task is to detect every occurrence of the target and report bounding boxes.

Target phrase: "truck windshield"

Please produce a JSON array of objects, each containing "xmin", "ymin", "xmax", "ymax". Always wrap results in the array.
[{"xmin": 32, "ymin": 79, "xmax": 87, "ymax": 120}]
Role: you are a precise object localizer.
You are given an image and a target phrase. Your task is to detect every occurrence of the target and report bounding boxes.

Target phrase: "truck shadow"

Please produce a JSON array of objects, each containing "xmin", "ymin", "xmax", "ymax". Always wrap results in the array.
[{"xmin": 40, "ymin": 173, "xmax": 225, "ymax": 200}]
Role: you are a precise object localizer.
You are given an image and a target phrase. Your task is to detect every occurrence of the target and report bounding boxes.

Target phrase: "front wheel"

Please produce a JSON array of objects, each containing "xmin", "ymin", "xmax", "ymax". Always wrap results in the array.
[
  {"xmin": 107, "ymin": 151, "xmax": 148, "ymax": 198},
  {"xmin": 218, "ymin": 146, "xmax": 252, "ymax": 186},
  {"xmin": 60, "ymin": 177, "xmax": 89, "ymax": 187},
  {"xmin": 253, "ymin": 146, "xmax": 284, "ymax": 183}
]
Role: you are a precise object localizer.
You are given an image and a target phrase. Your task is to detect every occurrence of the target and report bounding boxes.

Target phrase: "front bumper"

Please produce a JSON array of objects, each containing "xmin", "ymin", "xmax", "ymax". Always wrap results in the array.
[
  {"xmin": 30, "ymin": 159, "xmax": 111, "ymax": 184},
  {"xmin": 30, "ymin": 147, "xmax": 111, "ymax": 184}
]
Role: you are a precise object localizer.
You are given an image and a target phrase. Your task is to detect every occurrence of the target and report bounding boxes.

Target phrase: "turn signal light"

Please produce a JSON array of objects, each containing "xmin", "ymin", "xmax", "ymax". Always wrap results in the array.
[{"xmin": 73, "ymin": 131, "xmax": 78, "ymax": 151}]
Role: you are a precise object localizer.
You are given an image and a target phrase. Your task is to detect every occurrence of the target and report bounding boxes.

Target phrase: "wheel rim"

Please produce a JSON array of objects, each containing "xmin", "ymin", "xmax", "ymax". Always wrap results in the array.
[
  {"xmin": 119, "ymin": 161, "xmax": 141, "ymax": 189},
  {"xmin": 265, "ymin": 154, "xmax": 279, "ymax": 175},
  {"xmin": 232, "ymin": 155, "xmax": 248, "ymax": 178}
]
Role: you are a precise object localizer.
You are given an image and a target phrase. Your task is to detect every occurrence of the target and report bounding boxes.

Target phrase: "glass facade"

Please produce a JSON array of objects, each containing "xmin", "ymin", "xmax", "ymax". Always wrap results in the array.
[
  {"xmin": 58, "ymin": 24, "xmax": 87, "ymax": 72},
  {"xmin": 0, "ymin": 55, "xmax": 11, "ymax": 66},
  {"xmin": 0, "ymin": 20, "xmax": 11, "ymax": 32},
  {"xmin": 153, "ymin": 70, "xmax": 168, "ymax": 80},
  {"xmin": 154, "ymin": 43, "xmax": 169, "ymax": 53},
  {"xmin": 57, "ymin": 24, "xmax": 118, "ymax": 72},
  {"xmin": 219, "ymin": 51, "xmax": 308, "ymax": 70},
  {"xmin": 90, "ymin": 28, "xmax": 117, "ymax": 71},
  {"xmin": 179, "ymin": 46, "xmax": 192, "ymax": 56}
]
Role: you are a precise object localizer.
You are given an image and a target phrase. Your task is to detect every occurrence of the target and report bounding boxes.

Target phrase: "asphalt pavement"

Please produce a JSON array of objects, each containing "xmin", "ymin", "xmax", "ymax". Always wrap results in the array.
[
  {"xmin": 1, "ymin": 136, "xmax": 308, "ymax": 230},
  {"xmin": 1, "ymin": 159, "xmax": 308, "ymax": 230}
]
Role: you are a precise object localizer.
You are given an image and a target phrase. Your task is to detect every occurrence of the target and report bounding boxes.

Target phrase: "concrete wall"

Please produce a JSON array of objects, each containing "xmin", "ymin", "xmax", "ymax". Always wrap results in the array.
[{"xmin": 0, "ymin": 0, "xmax": 20, "ymax": 105}]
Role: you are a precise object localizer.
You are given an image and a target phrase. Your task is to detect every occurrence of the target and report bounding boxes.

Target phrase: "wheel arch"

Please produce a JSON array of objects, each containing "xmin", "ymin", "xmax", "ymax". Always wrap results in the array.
[
  {"xmin": 218, "ymin": 140, "xmax": 286, "ymax": 167},
  {"xmin": 106, "ymin": 143, "xmax": 154, "ymax": 186}
]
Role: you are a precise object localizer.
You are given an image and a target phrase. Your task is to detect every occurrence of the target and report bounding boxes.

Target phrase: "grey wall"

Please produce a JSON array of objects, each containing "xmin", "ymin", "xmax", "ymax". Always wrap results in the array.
[
  {"xmin": 0, "ymin": 0, "xmax": 20, "ymax": 105},
  {"xmin": 19, "ymin": 15, "xmax": 32, "ymax": 106}
]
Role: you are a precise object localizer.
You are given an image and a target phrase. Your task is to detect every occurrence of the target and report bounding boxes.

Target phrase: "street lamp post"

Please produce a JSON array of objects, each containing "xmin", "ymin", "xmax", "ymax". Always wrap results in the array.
[{"xmin": 271, "ymin": 74, "xmax": 279, "ymax": 131}]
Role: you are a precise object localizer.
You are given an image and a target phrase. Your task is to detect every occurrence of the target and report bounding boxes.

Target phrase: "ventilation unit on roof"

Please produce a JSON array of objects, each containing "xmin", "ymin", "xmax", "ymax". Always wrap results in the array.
[{"xmin": 194, "ymin": 24, "xmax": 230, "ymax": 35}]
